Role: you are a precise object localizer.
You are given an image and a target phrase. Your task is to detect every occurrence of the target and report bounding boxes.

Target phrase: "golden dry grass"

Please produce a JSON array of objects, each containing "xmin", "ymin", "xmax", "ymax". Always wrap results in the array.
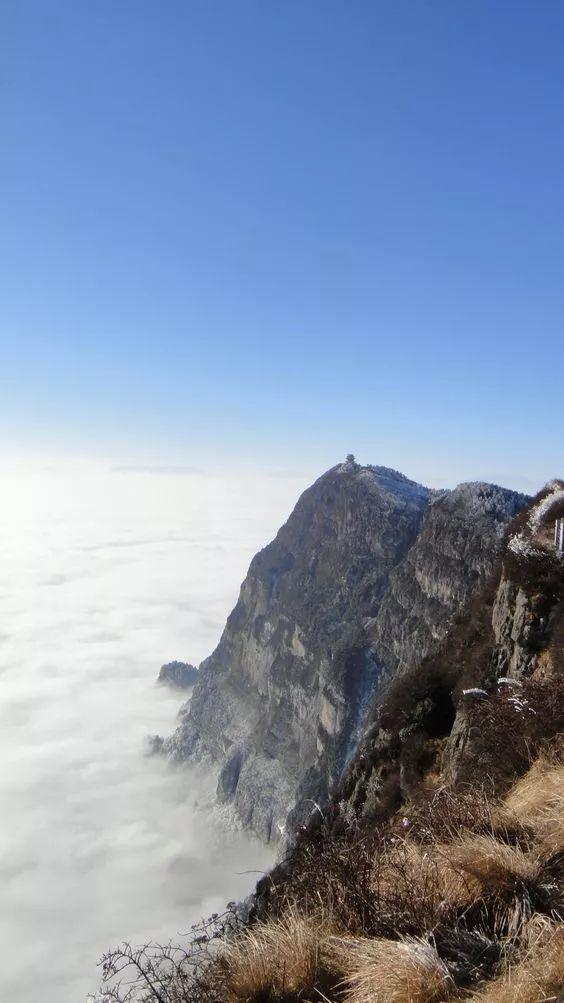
[
  {"xmin": 374, "ymin": 840, "xmax": 476, "ymax": 926},
  {"xmin": 446, "ymin": 835, "xmax": 538, "ymax": 895},
  {"xmin": 332, "ymin": 935, "xmax": 456, "ymax": 1003},
  {"xmin": 505, "ymin": 757, "xmax": 564, "ymax": 818},
  {"xmin": 469, "ymin": 923, "xmax": 564, "ymax": 1002},
  {"xmin": 504, "ymin": 758, "xmax": 564, "ymax": 854},
  {"xmin": 376, "ymin": 834, "xmax": 539, "ymax": 930},
  {"xmin": 215, "ymin": 751, "xmax": 564, "ymax": 1003},
  {"xmin": 217, "ymin": 908, "xmax": 337, "ymax": 1002}
]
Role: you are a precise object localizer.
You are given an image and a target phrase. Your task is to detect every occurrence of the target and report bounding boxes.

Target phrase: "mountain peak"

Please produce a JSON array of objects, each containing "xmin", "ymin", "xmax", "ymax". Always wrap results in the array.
[
  {"xmin": 164, "ymin": 460, "xmax": 529, "ymax": 841},
  {"xmin": 327, "ymin": 459, "xmax": 430, "ymax": 503}
]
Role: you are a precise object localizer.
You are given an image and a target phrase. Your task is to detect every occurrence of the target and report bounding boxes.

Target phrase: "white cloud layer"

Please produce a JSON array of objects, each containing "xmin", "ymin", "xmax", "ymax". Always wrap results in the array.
[{"xmin": 0, "ymin": 463, "xmax": 307, "ymax": 1002}]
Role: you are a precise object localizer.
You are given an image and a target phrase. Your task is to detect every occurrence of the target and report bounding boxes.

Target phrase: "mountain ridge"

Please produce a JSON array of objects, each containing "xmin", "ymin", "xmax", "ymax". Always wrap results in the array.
[{"xmin": 163, "ymin": 460, "xmax": 528, "ymax": 840}]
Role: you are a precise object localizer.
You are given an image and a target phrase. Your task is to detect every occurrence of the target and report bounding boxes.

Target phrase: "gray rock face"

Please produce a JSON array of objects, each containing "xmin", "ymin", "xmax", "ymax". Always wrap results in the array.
[
  {"xmin": 445, "ymin": 484, "xmax": 563, "ymax": 783},
  {"xmin": 370, "ymin": 483, "xmax": 528, "ymax": 678},
  {"xmin": 158, "ymin": 661, "xmax": 199, "ymax": 688},
  {"xmin": 490, "ymin": 579, "xmax": 539, "ymax": 679},
  {"xmin": 164, "ymin": 462, "xmax": 527, "ymax": 841}
]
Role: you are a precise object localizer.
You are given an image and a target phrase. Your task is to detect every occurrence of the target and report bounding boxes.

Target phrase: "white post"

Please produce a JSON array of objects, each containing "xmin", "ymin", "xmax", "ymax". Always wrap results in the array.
[{"xmin": 555, "ymin": 518, "xmax": 564, "ymax": 556}]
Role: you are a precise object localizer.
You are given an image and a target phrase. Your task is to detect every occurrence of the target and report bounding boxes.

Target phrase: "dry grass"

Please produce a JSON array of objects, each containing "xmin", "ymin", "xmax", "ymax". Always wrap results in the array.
[
  {"xmin": 216, "ymin": 908, "xmax": 338, "ymax": 1003},
  {"xmin": 505, "ymin": 756, "xmax": 564, "ymax": 818},
  {"xmin": 404, "ymin": 787, "xmax": 528, "ymax": 847},
  {"xmin": 331, "ymin": 935, "xmax": 456, "ymax": 1003},
  {"xmin": 98, "ymin": 721, "xmax": 564, "ymax": 1002},
  {"xmin": 469, "ymin": 923, "xmax": 564, "ymax": 1002},
  {"xmin": 504, "ymin": 757, "xmax": 564, "ymax": 853},
  {"xmin": 447, "ymin": 835, "xmax": 538, "ymax": 894},
  {"xmin": 375, "ymin": 835, "xmax": 540, "ymax": 932},
  {"xmin": 446, "ymin": 835, "xmax": 545, "ymax": 936},
  {"xmin": 374, "ymin": 840, "xmax": 476, "ymax": 929}
]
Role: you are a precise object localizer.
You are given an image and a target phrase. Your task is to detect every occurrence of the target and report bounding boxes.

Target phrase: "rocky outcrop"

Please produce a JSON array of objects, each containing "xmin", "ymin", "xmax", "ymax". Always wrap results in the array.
[
  {"xmin": 158, "ymin": 661, "xmax": 199, "ymax": 688},
  {"xmin": 487, "ymin": 481, "xmax": 564, "ymax": 681},
  {"xmin": 490, "ymin": 578, "xmax": 541, "ymax": 679},
  {"xmin": 164, "ymin": 460, "xmax": 527, "ymax": 841},
  {"xmin": 445, "ymin": 481, "xmax": 564, "ymax": 782},
  {"xmin": 319, "ymin": 482, "xmax": 563, "ymax": 833},
  {"xmin": 369, "ymin": 482, "xmax": 527, "ymax": 678}
]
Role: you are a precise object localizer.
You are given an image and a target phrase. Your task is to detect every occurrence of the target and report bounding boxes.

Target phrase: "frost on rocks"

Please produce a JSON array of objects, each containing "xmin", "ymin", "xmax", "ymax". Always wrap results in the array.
[
  {"xmin": 528, "ymin": 483, "xmax": 564, "ymax": 533},
  {"xmin": 507, "ymin": 534, "xmax": 545, "ymax": 560},
  {"xmin": 338, "ymin": 799, "xmax": 357, "ymax": 828},
  {"xmin": 507, "ymin": 696, "xmax": 536, "ymax": 715},
  {"xmin": 507, "ymin": 482, "xmax": 564, "ymax": 563}
]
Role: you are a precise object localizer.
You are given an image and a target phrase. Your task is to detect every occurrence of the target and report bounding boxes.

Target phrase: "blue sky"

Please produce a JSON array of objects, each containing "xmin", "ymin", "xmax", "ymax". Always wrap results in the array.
[{"xmin": 2, "ymin": 1, "xmax": 563, "ymax": 490}]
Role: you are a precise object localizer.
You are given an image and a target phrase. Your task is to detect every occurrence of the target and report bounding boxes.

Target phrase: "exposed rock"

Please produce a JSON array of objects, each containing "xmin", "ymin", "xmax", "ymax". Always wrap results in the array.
[
  {"xmin": 158, "ymin": 661, "xmax": 198, "ymax": 688},
  {"xmin": 164, "ymin": 461, "xmax": 528, "ymax": 840},
  {"xmin": 217, "ymin": 748, "xmax": 245, "ymax": 802},
  {"xmin": 490, "ymin": 579, "xmax": 539, "ymax": 678},
  {"xmin": 487, "ymin": 479, "xmax": 564, "ymax": 681},
  {"xmin": 370, "ymin": 482, "xmax": 527, "ymax": 677},
  {"xmin": 444, "ymin": 483, "xmax": 564, "ymax": 782},
  {"xmin": 145, "ymin": 734, "xmax": 165, "ymax": 756}
]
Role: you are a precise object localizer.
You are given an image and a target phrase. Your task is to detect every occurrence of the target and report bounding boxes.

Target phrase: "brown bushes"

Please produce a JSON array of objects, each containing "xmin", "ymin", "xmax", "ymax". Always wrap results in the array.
[
  {"xmin": 403, "ymin": 786, "xmax": 529, "ymax": 846},
  {"xmin": 371, "ymin": 838, "xmax": 483, "ymax": 934},
  {"xmin": 454, "ymin": 676, "xmax": 564, "ymax": 791}
]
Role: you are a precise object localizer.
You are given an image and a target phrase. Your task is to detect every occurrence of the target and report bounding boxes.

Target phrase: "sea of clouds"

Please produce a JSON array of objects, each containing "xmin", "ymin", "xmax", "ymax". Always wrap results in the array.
[{"xmin": 0, "ymin": 462, "xmax": 307, "ymax": 1002}]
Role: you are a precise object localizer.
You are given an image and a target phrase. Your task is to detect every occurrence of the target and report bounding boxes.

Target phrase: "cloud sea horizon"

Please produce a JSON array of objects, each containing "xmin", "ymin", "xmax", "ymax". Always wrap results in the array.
[{"xmin": 0, "ymin": 463, "xmax": 309, "ymax": 1002}]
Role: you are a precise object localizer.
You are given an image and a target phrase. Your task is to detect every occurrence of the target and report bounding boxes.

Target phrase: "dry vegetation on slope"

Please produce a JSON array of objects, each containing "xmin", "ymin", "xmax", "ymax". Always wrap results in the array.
[
  {"xmin": 99, "ymin": 485, "xmax": 564, "ymax": 1003},
  {"xmin": 99, "ymin": 741, "xmax": 564, "ymax": 1002}
]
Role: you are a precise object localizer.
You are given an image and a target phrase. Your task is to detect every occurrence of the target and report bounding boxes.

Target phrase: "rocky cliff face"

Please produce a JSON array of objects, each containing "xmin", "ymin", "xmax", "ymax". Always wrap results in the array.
[
  {"xmin": 488, "ymin": 481, "xmax": 564, "ymax": 681},
  {"xmin": 164, "ymin": 460, "xmax": 527, "ymax": 841},
  {"xmin": 369, "ymin": 482, "xmax": 525, "ymax": 678},
  {"xmin": 445, "ymin": 480, "xmax": 564, "ymax": 783},
  {"xmin": 299, "ymin": 479, "xmax": 564, "ymax": 854}
]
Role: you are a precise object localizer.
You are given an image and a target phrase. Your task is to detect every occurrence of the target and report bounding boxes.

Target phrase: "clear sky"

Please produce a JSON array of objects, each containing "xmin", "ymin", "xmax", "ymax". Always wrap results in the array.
[{"xmin": 2, "ymin": 1, "xmax": 563, "ymax": 491}]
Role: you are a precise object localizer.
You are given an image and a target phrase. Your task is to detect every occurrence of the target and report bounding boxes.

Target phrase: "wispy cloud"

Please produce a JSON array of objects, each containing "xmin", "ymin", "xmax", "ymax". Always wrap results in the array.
[{"xmin": 111, "ymin": 464, "xmax": 204, "ymax": 476}]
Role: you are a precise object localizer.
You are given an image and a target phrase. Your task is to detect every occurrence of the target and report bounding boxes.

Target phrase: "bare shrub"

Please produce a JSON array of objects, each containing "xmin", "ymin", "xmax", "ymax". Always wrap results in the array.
[
  {"xmin": 455, "ymin": 676, "xmax": 564, "ymax": 792},
  {"xmin": 371, "ymin": 840, "xmax": 471, "ymax": 934},
  {"xmin": 403, "ymin": 786, "xmax": 529, "ymax": 847},
  {"xmin": 97, "ymin": 911, "xmax": 237, "ymax": 1003}
]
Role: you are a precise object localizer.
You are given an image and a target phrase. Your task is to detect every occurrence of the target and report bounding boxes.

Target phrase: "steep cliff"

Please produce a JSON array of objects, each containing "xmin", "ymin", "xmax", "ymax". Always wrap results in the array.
[
  {"xmin": 164, "ymin": 460, "xmax": 527, "ymax": 840},
  {"xmin": 445, "ymin": 479, "xmax": 564, "ymax": 784},
  {"xmin": 318, "ymin": 479, "xmax": 564, "ymax": 831},
  {"xmin": 369, "ymin": 482, "xmax": 524, "ymax": 677}
]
